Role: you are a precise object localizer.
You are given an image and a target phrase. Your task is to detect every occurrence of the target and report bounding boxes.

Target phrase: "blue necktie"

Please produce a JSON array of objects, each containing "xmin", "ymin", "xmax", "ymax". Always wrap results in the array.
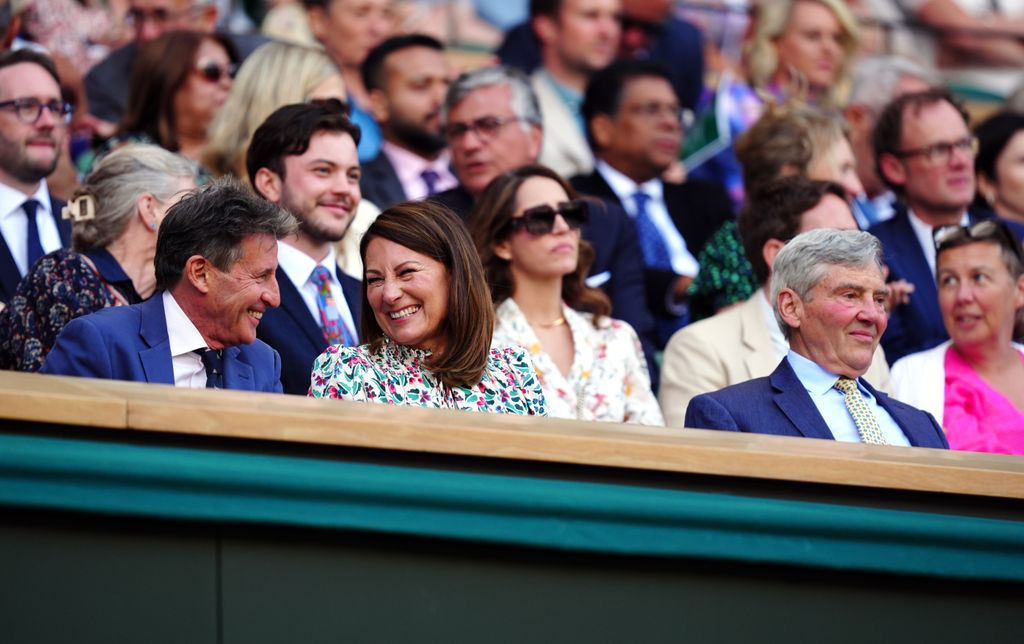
[
  {"xmin": 631, "ymin": 191, "xmax": 673, "ymax": 270},
  {"xmin": 311, "ymin": 266, "xmax": 355, "ymax": 346},
  {"xmin": 22, "ymin": 199, "xmax": 44, "ymax": 270},
  {"xmin": 421, "ymin": 169, "xmax": 440, "ymax": 197},
  {"xmin": 196, "ymin": 349, "xmax": 224, "ymax": 389}
]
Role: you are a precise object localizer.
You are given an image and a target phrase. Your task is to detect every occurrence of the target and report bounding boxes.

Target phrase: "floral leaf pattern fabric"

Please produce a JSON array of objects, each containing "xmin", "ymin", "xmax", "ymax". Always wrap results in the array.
[{"xmin": 309, "ymin": 341, "xmax": 547, "ymax": 416}]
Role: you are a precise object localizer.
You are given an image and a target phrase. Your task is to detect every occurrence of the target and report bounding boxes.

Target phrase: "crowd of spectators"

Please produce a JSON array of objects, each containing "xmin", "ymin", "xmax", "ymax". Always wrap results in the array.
[{"xmin": 3, "ymin": 0, "xmax": 1024, "ymax": 455}]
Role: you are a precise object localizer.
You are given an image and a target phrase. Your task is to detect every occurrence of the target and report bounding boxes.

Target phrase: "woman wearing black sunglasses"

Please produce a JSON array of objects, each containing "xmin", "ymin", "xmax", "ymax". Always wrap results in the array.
[
  {"xmin": 891, "ymin": 220, "xmax": 1024, "ymax": 455},
  {"xmin": 471, "ymin": 165, "xmax": 664, "ymax": 425}
]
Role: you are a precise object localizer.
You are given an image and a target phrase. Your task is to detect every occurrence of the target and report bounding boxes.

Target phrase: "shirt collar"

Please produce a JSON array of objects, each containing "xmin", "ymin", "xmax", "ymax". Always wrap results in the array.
[
  {"xmin": 277, "ymin": 240, "xmax": 339, "ymax": 287},
  {"xmin": 787, "ymin": 349, "xmax": 851, "ymax": 397},
  {"xmin": 595, "ymin": 159, "xmax": 661, "ymax": 203},
  {"xmin": 84, "ymin": 248, "xmax": 132, "ymax": 284},
  {"xmin": 0, "ymin": 179, "xmax": 50, "ymax": 222},
  {"xmin": 162, "ymin": 290, "xmax": 209, "ymax": 357},
  {"xmin": 536, "ymin": 69, "xmax": 583, "ymax": 111}
]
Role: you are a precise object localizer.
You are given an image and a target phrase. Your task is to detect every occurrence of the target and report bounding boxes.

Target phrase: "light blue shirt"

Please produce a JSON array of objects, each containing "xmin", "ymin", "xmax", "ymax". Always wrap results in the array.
[{"xmin": 786, "ymin": 350, "xmax": 910, "ymax": 446}]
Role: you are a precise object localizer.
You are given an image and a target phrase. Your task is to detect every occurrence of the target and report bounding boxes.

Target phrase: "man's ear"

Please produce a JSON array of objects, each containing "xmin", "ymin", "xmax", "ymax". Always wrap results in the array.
[
  {"xmin": 367, "ymin": 88, "xmax": 390, "ymax": 123},
  {"xmin": 532, "ymin": 15, "xmax": 558, "ymax": 47},
  {"xmin": 762, "ymin": 238, "xmax": 786, "ymax": 273},
  {"xmin": 197, "ymin": 5, "xmax": 219, "ymax": 32},
  {"xmin": 527, "ymin": 122, "xmax": 543, "ymax": 160},
  {"xmin": 878, "ymin": 152, "xmax": 907, "ymax": 188},
  {"xmin": 307, "ymin": 6, "xmax": 327, "ymax": 41},
  {"xmin": 184, "ymin": 255, "xmax": 213, "ymax": 294},
  {"xmin": 591, "ymin": 114, "xmax": 614, "ymax": 150},
  {"xmin": 253, "ymin": 168, "xmax": 283, "ymax": 204},
  {"xmin": 777, "ymin": 287, "xmax": 803, "ymax": 331}
]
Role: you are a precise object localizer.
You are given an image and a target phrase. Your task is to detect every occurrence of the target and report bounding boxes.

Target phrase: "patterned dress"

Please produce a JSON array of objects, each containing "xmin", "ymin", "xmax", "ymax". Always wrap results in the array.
[
  {"xmin": 686, "ymin": 220, "xmax": 759, "ymax": 319},
  {"xmin": 0, "ymin": 248, "xmax": 141, "ymax": 372},
  {"xmin": 492, "ymin": 299, "xmax": 664, "ymax": 426},
  {"xmin": 309, "ymin": 341, "xmax": 547, "ymax": 415}
]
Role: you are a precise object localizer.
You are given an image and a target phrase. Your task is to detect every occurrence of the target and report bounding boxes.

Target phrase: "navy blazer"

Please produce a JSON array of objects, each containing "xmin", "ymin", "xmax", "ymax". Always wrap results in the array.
[
  {"xmin": 868, "ymin": 205, "xmax": 1024, "ymax": 364},
  {"xmin": 257, "ymin": 266, "xmax": 363, "ymax": 396},
  {"xmin": 359, "ymin": 153, "xmax": 408, "ymax": 210},
  {"xmin": 40, "ymin": 295, "xmax": 283, "ymax": 392},
  {"xmin": 0, "ymin": 193, "xmax": 70, "ymax": 304},
  {"xmin": 685, "ymin": 358, "xmax": 948, "ymax": 449}
]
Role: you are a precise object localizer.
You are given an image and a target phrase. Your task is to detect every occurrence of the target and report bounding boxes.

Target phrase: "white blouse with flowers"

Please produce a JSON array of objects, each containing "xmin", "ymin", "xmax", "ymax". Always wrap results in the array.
[{"xmin": 492, "ymin": 299, "xmax": 664, "ymax": 426}]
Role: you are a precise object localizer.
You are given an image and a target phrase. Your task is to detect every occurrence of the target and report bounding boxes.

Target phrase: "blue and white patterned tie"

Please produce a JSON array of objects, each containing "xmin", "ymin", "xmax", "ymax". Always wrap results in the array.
[
  {"xmin": 631, "ymin": 191, "xmax": 673, "ymax": 270},
  {"xmin": 834, "ymin": 377, "xmax": 887, "ymax": 445}
]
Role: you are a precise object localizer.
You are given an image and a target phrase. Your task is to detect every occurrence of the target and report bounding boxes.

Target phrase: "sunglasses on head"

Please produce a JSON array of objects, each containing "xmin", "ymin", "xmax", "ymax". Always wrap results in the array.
[
  {"xmin": 933, "ymin": 219, "xmax": 1024, "ymax": 261},
  {"xmin": 503, "ymin": 200, "xmax": 589, "ymax": 236},
  {"xmin": 195, "ymin": 60, "xmax": 237, "ymax": 83}
]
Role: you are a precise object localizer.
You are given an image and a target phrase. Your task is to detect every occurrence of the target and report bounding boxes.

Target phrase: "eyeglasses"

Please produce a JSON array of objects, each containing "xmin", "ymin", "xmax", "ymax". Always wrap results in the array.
[
  {"xmin": 195, "ymin": 59, "xmax": 237, "ymax": 83},
  {"xmin": 627, "ymin": 101, "xmax": 685, "ymax": 124},
  {"xmin": 894, "ymin": 136, "xmax": 978, "ymax": 165},
  {"xmin": 0, "ymin": 97, "xmax": 73, "ymax": 124},
  {"xmin": 125, "ymin": 6, "xmax": 201, "ymax": 26},
  {"xmin": 933, "ymin": 219, "xmax": 1024, "ymax": 262},
  {"xmin": 443, "ymin": 115, "xmax": 526, "ymax": 143},
  {"xmin": 503, "ymin": 201, "xmax": 589, "ymax": 236}
]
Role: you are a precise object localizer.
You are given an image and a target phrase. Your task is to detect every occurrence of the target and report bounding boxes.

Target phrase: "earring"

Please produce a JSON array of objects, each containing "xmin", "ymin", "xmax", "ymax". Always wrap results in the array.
[{"xmin": 150, "ymin": 222, "xmax": 157, "ymax": 230}]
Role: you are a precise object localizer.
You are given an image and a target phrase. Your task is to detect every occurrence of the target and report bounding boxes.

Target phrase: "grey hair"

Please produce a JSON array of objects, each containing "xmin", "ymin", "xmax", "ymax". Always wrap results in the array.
[
  {"xmin": 771, "ymin": 228, "xmax": 885, "ymax": 338},
  {"xmin": 71, "ymin": 144, "xmax": 196, "ymax": 252},
  {"xmin": 848, "ymin": 55, "xmax": 939, "ymax": 115},
  {"xmin": 440, "ymin": 65, "xmax": 541, "ymax": 134}
]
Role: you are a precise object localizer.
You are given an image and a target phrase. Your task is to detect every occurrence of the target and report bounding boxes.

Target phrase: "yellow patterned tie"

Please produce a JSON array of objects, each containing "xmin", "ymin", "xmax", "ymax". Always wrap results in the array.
[{"xmin": 833, "ymin": 377, "xmax": 888, "ymax": 445}]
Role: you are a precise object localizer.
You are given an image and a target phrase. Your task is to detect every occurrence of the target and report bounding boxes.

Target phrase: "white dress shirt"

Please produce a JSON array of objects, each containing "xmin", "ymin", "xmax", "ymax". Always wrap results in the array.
[
  {"xmin": 277, "ymin": 241, "xmax": 359, "ymax": 343},
  {"xmin": 162, "ymin": 291, "xmax": 211, "ymax": 388},
  {"xmin": 0, "ymin": 179, "xmax": 63, "ymax": 276},
  {"xmin": 595, "ymin": 160, "xmax": 699, "ymax": 277},
  {"xmin": 786, "ymin": 351, "xmax": 910, "ymax": 446},
  {"xmin": 907, "ymin": 208, "xmax": 969, "ymax": 277}
]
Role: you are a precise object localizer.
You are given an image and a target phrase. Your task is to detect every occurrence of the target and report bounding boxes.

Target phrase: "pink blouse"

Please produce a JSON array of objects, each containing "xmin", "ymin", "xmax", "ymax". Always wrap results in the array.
[{"xmin": 943, "ymin": 348, "xmax": 1024, "ymax": 456}]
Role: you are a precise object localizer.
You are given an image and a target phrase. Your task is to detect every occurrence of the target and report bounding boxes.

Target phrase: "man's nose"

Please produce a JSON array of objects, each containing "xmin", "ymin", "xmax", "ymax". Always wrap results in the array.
[{"xmin": 265, "ymin": 275, "xmax": 281, "ymax": 308}]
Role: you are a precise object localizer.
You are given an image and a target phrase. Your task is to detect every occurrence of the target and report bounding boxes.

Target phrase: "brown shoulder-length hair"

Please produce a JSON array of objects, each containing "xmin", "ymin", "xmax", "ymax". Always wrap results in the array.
[
  {"xmin": 359, "ymin": 201, "xmax": 495, "ymax": 389},
  {"xmin": 469, "ymin": 164, "xmax": 611, "ymax": 325},
  {"xmin": 119, "ymin": 30, "xmax": 237, "ymax": 151}
]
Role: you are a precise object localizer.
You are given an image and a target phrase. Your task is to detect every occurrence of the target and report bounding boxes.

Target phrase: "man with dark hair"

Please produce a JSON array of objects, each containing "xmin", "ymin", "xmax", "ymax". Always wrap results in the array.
[
  {"xmin": 870, "ymin": 88, "xmax": 1024, "ymax": 363},
  {"xmin": 0, "ymin": 49, "xmax": 72, "ymax": 304},
  {"xmin": 659, "ymin": 178, "xmax": 890, "ymax": 426},
  {"xmin": 685, "ymin": 228, "xmax": 947, "ymax": 449},
  {"xmin": 572, "ymin": 58, "xmax": 732, "ymax": 344},
  {"xmin": 41, "ymin": 180, "xmax": 294, "ymax": 391},
  {"xmin": 359, "ymin": 34, "xmax": 455, "ymax": 209},
  {"xmin": 530, "ymin": 0, "xmax": 620, "ymax": 177},
  {"xmin": 248, "ymin": 101, "xmax": 364, "ymax": 395}
]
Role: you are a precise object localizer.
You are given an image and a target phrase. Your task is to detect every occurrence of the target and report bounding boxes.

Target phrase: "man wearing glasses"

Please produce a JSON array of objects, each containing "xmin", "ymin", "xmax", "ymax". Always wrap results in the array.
[
  {"xmin": 871, "ymin": 88, "xmax": 1024, "ymax": 363},
  {"xmin": 0, "ymin": 49, "xmax": 72, "ymax": 304}
]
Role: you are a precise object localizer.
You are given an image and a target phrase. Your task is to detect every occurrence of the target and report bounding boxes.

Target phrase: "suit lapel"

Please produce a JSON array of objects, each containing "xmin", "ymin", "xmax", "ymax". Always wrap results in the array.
[
  {"xmin": 222, "ymin": 345, "xmax": 254, "ymax": 390},
  {"xmin": 891, "ymin": 208, "xmax": 940, "ymax": 319},
  {"xmin": 277, "ymin": 267, "xmax": 328, "ymax": 349},
  {"xmin": 739, "ymin": 295, "xmax": 778, "ymax": 379},
  {"xmin": 769, "ymin": 359, "xmax": 836, "ymax": 440},
  {"xmin": 337, "ymin": 268, "xmax": 363, "ymax": 338},
  {"xmin": 864, "ymin": 380, "xmax": 926, "ymax": 447},
  {"xmin": 137, "ymin": 296, "xmax": 175, "ymax": 385},
  {"xmin": 49, "ymin": 193, "xmax": 71, "ymax": 246}
]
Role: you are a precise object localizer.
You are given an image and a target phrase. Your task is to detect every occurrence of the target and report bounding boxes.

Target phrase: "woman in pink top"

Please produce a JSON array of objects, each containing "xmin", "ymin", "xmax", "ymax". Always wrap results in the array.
[{"xmin": 891, "ymin": 220, "xmax": 1024, "ymax": 455}]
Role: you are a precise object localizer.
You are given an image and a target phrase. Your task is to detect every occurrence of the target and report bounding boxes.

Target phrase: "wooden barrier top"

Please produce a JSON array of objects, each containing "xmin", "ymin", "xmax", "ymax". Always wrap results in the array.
[{"xmin": 2, "ymin": 371, "xmax": 1022, "ymax": 500}]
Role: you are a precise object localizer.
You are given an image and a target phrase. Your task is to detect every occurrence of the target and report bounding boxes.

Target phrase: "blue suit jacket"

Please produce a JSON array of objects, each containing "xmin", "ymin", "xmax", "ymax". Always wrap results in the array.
[
  {"xmin": 684, "ymin": 358, "xmax": 948, "ymax": 448},
  {"xmin": 0, "ymin": 193, "xmax": 70, "ymax": 304},
  {"xmin": 257, "ymin": 266, "xmax": 363, "ymax": 396},
  {"xmin": 868, "ymin": 205, "xmax": 1024, "ymax": 364},
  {"xmin": 40, "ymin": 295, "xmax": 283, "ymax": 392},
  {"xmin": 359, "ymin": 152, "xmax": 408, "ymax": 211}
]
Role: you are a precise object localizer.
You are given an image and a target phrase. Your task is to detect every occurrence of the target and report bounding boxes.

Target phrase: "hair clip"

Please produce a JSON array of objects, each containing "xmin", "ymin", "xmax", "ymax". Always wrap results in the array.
[{"xmin": 62, "ymin": 194, "xmax": 97, "ymax": 223}]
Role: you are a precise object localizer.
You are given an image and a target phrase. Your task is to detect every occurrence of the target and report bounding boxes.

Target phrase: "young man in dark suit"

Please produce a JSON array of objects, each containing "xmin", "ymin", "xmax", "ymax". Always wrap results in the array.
[
  {"xmin": 41, "ymin": 180, "xmax": 292, "ymax": 391},
  {"xmin": 248, "ymin": 101, "xmax": 364, "ymax": 395},
  {"xmin": 685, "ymin": 228, "xmax": 948, "ymax": 449},
  {"xmin": 0, "ymin": 49, "xmax": 71, "ymax": 303}
]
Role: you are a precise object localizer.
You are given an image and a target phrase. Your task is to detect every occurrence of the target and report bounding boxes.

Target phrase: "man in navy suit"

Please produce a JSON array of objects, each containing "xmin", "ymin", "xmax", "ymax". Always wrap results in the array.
[
  {"xmin": 359, "ymin": 34, "xmax": 456, "ymax": 210},
  {"xmin": 41, "ymin": 180, "xmax": 294, "ymax": 392},
  {"xmin": 686, "ymin": 229, "xmax": 948, "ymax": 449},
  {"xmin": 248, "ymin": 102, "xmax": 365, "ymax": 395},
  {"xmin": 0, "ymin": 49, "xmax": 71, "ymax": 304},
  {"xmin": 870, "ymin": 88, "xmax": 1024, "ymax": 363}
]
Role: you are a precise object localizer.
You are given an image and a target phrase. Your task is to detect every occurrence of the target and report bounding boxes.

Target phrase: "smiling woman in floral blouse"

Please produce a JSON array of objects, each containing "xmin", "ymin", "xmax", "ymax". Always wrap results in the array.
[
  {"xmin": 309, "ymin": 201, "xmax": 547, "ymax": 415},
  {"xmin": 470, "ymin": 165, "xmax": 663, "ymax": 425}
]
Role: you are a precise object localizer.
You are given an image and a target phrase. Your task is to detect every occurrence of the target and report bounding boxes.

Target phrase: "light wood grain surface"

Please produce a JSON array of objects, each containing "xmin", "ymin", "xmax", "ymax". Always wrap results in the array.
[{"xmin": 2, "ymin": 371, "xmax": 1022, "ymax": 499}]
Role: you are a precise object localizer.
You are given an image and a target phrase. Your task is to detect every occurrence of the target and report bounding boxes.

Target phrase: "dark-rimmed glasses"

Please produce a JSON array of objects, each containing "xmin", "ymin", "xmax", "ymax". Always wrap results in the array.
[
  {"xmin": 0, "ymin": 97, "xmax": 73, "ymax": 125},
  {"xmin": 125, "ymin": 6, "xmax": 202, "ymax": 27},
  {"xmin": 443, "ymin": 116, "xmax": 525, "ymax": 143},
  {"xmin": 195, "ymin": 60, "xmax": 238, "ymax": 83},
  {"xmin": 894, "ymin": 136, "xmax": 978, "ymax": 165},
  {"xmin": 933, "ymin": 219, "xmax": 1024, "ymax": 262},
  {"xmin": 502, "ymin": 201, "xmax": 589, "ymax": 236}
]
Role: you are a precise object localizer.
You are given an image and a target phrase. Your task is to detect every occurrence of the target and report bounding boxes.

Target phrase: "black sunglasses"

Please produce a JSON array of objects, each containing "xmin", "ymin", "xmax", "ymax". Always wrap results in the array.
[
  {"xmin": 933, "ymin": 219, "xmax": 1024, "ymax": 261},
  {"xmin": 195, "ymin": 60, "xmax": 237, "ymax": 83},
  {"xmin": 503, "ymin": 201, "xmax": 589, "ymax": 236}
]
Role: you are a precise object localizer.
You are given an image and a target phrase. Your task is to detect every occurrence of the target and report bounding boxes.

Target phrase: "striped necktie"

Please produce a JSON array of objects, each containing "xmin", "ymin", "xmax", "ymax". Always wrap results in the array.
[{"xmin": 834, "ymin": 377, "xmax": 887, "ymax": 445}]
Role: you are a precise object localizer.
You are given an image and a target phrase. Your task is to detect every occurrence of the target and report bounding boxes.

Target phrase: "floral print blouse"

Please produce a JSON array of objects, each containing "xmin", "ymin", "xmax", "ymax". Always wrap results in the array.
[
  {"xmin": 492, "ymin": 300, "xmax": 664, "ymax": 426},
  {"xmin": 309, "ymin": 341, "xmax": 547, "ymax": 416}
]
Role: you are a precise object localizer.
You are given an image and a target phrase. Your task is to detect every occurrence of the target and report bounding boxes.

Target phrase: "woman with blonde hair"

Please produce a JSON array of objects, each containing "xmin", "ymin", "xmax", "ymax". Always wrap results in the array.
[
  {"xmin": 203, "ymin": 41, "xmax": 347, "ymax": 179},
  {"xmin": 687, "ymin": 0, "xmax": 860, "ymax": 206},
  {"xmin": 0, "ymin": 144, "xmax": 196, "ymax": 371}
]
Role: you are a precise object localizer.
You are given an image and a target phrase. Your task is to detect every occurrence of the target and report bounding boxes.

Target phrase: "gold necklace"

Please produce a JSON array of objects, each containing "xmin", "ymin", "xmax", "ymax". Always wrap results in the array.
[{"xmin": 528, "ymin": 316, "xmax": 566, "ymax": 329}]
